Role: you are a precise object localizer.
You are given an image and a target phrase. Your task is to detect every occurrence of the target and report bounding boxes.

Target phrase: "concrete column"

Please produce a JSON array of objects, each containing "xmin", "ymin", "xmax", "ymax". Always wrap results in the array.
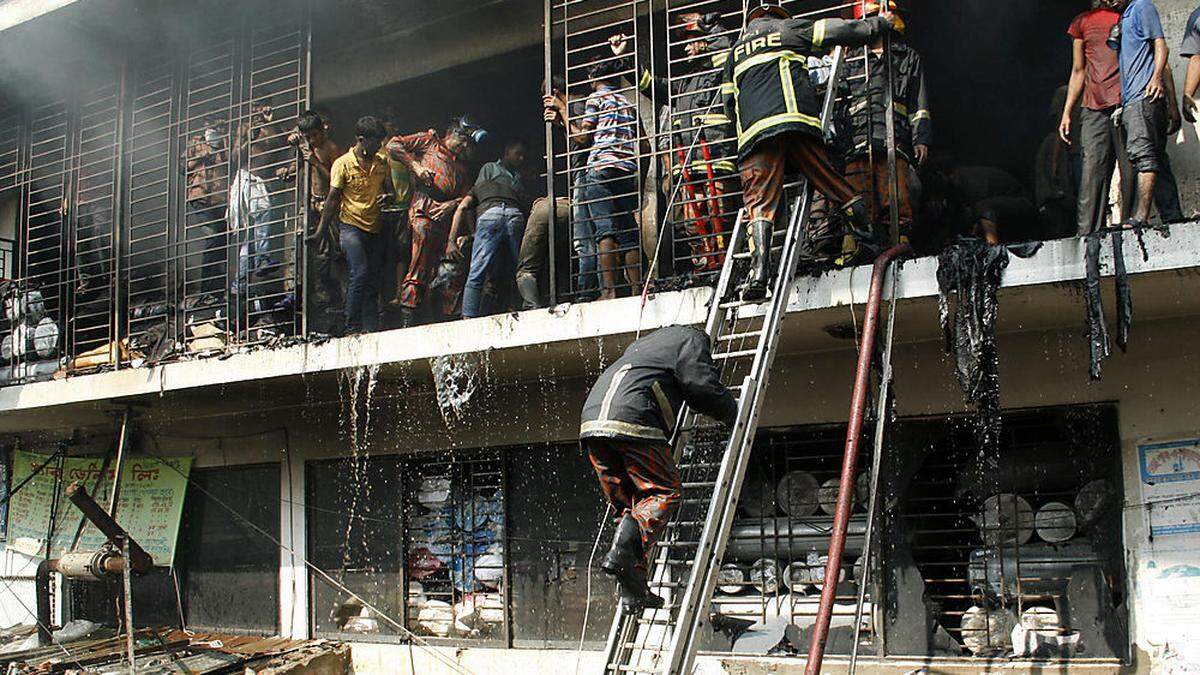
[{"xmin": 279, "ymin": 453, "xmax": 309, "ymax": 639}]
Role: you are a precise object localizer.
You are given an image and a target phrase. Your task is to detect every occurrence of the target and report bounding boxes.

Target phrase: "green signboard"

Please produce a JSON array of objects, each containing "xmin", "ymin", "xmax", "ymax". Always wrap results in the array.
[{"xmin": 4, "ymin": 451, "xmax": 192, "ymax": 566}]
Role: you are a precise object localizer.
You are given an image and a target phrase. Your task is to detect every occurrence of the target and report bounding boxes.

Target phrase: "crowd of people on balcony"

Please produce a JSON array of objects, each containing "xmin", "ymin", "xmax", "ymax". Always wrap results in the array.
[{"xmin": 176, "ymin": 0, "xmax": 1199, "ymax": 340}]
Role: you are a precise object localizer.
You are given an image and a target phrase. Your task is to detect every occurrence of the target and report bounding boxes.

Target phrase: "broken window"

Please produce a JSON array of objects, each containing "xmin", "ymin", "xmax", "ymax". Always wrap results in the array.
[{"xmin": 404, "ymin": 450, "xmax": 507, "ymax": 643}]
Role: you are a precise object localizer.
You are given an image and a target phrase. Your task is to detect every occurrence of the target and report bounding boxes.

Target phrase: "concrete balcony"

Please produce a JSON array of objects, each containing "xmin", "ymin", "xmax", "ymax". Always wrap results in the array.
[{"xmin": 1, "ymin": 223, "xmax": 1196, "ymax": 434}]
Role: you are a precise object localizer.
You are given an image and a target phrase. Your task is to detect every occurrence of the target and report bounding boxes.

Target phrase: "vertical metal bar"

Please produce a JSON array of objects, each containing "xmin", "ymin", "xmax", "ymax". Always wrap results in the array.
[
  {"xmin": 300, "ymin": 0, "xmax": 313, "ymax": 338},
  {"xmin": 500, "ymin": 448, "xmax": 512, "ymax": 648},
  {"xmin": 113, "ymin": 49, "xmax": 131, "ymax": 370},
  {"xmin": 121, "ymin": 534, "xmax": 136, "ymax": 674},
  {"xmin": 882, "ymin": 29, "xmax": 899, "ymax": 245},
  {"xmin": 398, "ymin": 459, "xmax": 410, "ymax": 633},
  {"xmin": 543, "ymin": 0, "xmax": 557, "ymax": 306}
]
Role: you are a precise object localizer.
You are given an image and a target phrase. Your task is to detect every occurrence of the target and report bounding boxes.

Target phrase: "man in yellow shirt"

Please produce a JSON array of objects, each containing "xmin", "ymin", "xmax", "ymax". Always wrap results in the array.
[{"xmin": 314, "ymin": 116, "xmax": 391, "ymax": 334}]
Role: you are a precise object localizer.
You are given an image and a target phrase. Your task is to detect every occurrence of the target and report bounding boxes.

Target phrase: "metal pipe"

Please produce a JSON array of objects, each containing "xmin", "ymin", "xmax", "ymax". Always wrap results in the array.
[
  {"xmin": 65, "ymin": 482, "xmax": 153, "ymax": 573},
  {"xmin": 805, "ymin": 243, "xmax": 910, "ymax": 675}
]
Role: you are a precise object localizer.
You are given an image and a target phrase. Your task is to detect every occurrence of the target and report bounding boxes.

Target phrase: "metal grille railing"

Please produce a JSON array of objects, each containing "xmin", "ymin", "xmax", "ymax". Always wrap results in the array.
[
  {"xmin": 547, "ymin": 0, "xmax": 895, "ymax": 302},
  {"xmin": 0, "ymin": 0, "xmax": 309, "ymax": 384},
  {"xmin": 66, "ymin": 80, "xmax": 121, "ymax": 369}
]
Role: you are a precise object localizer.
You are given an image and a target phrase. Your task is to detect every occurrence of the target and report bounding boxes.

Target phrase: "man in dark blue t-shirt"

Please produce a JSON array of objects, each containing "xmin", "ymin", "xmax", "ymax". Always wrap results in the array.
[{"xmin": 1112, "ymin": 0, "xmax": 1183, "ymax": 226}]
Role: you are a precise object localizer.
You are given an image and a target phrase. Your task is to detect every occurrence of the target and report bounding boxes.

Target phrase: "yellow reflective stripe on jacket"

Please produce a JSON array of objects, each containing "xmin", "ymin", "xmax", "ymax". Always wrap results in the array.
[
  {"xmin": 813, "ymin": 19, "xmax": 828, "ymax": 48},
  {"xmin": 580, "ymin": 419, "xmax": 667, "ymax": 442},
  {"xmin": 732, "ymin": 49, "xmax": 807, "ymax": 81},
  {"xmin": 720, "ymin": 82, "xmax": 736, "ymax": 95},
  {"xmin": 779, "ymin": 58, "xmax": 798, "ymax": 113},
  {"xmin": 712, "ymin": 51, "xmax": 729, "ymax": 67},
  {"xmin": 737, "ymin": 112, "xmax": 822, "ymax": 149},
  {"xmin": 910, "ymin": 109, "xmax": 931, "ymax": 122},
  {"xmin": 638, "ymin": 69, "xmax": 653, "ymax": 92},
  {"xmin": 694, "ymin": 113, "xmax": 731, "ymax": 126},
  {"xmin": 670, "ymin": 160, "xmax": 737, "ymax": 176}
]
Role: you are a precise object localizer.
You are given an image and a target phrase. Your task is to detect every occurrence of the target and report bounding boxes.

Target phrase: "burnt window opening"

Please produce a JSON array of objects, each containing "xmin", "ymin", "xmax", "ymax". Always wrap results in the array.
[
  {"xmin": 403, "ymin": 451, "xmax": 507, "ymax": 644},
  {"xmin": 0, "ymin": 0, "xmax": 311, "ymax": 386},
  {"xmin": 306, "ymin": 449, "xmax": 508, "ymax": 645},
  {"xmin": 886, "ymin": 405, "xmax": 1127, "ymax": 660}
]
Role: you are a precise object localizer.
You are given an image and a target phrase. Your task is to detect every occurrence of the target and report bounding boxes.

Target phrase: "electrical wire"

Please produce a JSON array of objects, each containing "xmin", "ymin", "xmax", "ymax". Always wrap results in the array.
[{"xmin": 0, "ymin": 573, "xmax": 89, "ymax": 671}]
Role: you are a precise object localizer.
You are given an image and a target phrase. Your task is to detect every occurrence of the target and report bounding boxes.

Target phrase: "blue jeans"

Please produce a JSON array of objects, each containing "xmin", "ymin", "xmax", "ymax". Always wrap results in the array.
[
  {"xmin": 572, "ymin": 177, "xmax": 600, "ymax": 299},
  {"xmin": 232, "ymin": 207, "xmax": 274, "ymax": 313},
  {"xmin": 463, "ymin": 205, "xmax": 525, "ymax": 318},
  {"xmin": 580, "ymin": 168, "xmax": 638, "ymax": 249},
  {"xmin": 340, "ymin": 222, "xmax": 384, "ymax": 333}
]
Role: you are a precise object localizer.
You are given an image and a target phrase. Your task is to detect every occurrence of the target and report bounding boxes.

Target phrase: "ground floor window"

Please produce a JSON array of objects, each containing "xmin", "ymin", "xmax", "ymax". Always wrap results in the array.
[{"xmin": 179, "ymin": 464, "xmax": 281, "ymax": 634}]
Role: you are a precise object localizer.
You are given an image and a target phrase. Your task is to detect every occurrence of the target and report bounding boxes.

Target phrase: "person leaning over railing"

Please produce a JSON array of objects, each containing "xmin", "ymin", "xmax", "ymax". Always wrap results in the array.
[
  {"xmin": 448, "ymin": 139, "xmax": 530, "ymax": 319},
  {"xmin": 386, "ymin": 117, "xmax": 481, "ymax": 327}
]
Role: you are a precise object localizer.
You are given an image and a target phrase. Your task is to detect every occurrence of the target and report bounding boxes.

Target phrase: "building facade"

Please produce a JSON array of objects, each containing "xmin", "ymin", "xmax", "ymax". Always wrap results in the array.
[{"xmin": 1, "ymin": 0, "xmax": 1199, "ymax": 673}]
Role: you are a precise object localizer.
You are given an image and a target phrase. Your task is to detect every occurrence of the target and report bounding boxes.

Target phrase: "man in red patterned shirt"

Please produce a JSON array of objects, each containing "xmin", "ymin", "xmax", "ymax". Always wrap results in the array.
[{"xmin": 387, "ymin": 118, "xmax": 483, "ymax": 327}]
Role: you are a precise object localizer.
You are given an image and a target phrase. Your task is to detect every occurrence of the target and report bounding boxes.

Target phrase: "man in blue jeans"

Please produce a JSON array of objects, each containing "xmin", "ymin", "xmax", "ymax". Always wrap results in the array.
[
  {"xmin": 449, "ymin": 140, "xmax": 529, "ymax": 318},
  {"xmin": 312, "ymin": 116, "xmax": 392, "ymax": 334}
]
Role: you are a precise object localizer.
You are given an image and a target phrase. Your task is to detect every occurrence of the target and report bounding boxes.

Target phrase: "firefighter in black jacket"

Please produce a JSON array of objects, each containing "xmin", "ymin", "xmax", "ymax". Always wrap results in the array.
[
  {"xmin": 580, "ymin": 326, "xmax": 738, "ymax": 610},
  {"xmin": 722, "ymin": 1, "xmax": 897, "ymax": 298},
  {"xmin": 614, "ymin": 16, "xmax": 736, "ymax": 274},
  {"xmin": 841, "ymin": 1, "xmax": 931, "ymax": 246}
]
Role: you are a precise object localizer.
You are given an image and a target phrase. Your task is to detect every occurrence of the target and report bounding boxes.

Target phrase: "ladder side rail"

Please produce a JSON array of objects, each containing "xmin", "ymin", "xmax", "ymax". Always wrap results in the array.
[{"xmin": 849, "ymin": 261, "xmax": 900, "ymax": 672}]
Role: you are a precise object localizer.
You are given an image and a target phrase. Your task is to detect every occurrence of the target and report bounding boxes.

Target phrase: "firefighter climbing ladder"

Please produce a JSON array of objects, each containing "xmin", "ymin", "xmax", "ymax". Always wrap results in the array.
[{"xmin": 600, "ymin": 46, "xmax": 849, "ymax": 675}]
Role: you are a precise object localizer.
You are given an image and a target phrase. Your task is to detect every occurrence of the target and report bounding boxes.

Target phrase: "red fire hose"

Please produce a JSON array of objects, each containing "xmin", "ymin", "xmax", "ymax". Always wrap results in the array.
[{"xmin": 805, "ymin": 243, "xmax": 911, "ymax": 675}]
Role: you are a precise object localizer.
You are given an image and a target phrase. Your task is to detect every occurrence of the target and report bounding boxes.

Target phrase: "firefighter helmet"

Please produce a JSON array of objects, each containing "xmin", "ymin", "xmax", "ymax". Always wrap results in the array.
[{"xmin": 746, "ymin": 1, "xmax": 791, "ymax": 21}]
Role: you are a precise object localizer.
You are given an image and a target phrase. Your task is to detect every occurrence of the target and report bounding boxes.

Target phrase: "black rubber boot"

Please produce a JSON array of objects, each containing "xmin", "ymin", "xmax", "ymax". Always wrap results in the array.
[
  {"xmin": 740, "ymin": 219, "xmax": 773, "ymax": 301},
  {"xmin": 602, "ymin": 513, "xmax": 664, "ymax": 612}
]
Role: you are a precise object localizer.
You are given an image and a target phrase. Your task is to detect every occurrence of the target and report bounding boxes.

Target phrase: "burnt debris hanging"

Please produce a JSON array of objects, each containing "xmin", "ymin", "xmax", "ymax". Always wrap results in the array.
[
  {"xmin": 1084, "ymin": 228, "xmax": 1135, "ymax": 381},
  {"xmin": 937, "ymin": 237, "xmax": 1040, "ymax": 451}
]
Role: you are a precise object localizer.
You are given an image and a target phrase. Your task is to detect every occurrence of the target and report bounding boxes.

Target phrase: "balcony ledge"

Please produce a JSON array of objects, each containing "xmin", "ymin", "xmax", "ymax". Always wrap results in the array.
[{"xmin": 0, "ymin": 224, "xmax": 1194, "ymax": 420}]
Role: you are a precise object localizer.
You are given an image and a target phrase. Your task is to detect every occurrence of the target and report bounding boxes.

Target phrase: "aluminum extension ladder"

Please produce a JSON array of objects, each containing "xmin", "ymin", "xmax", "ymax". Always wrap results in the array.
[{"xmin": 600, "ymin": 47, "xmax": 848, "ymax": 675}]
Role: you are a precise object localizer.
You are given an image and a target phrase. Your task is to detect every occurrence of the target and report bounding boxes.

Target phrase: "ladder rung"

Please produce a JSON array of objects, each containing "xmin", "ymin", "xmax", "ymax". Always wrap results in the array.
[
  {"xmin": 717, "ymin": 298, "xmax": 763, "ymax": 310},
  {"xmin": 730, "ymin": 245, "xmax": 782, "ymax": 260},
  {"xmin": 713, "ymin": 349, "xmax": 756, "ymax": 360},
  {"xmin": 681, "ymin": 481, "xmax": 715, "ymax": 489},
  {"xmin": 649, "ymin": 581, "xmax": 681, "ymax": 589},
  {"xmin": 666, "ymin": 520, "xmax": 704, "ymax": 528},
  {"xmin": 717, "ymin": 330, "xmax": 763, "ymax": 342},
  {"xmin": 635, "ymin": 616, "xmax": 674, "ymax": 625},
  {"xmin": 609, "ymin": 665, "xmax": 662, "ymax": 674},
  {"xmin": 621, "ymin": 643, "xmax": 667, "ymax": 653},
  {"xmin": 678, "ymin": 462, "xmax": 720, "ymax": 470}
]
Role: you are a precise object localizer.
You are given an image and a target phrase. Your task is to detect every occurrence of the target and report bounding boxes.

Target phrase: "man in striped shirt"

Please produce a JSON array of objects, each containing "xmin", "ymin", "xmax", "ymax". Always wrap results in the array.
[{"xmin": 546, "ymin": 51, "xmax": 643, "ymax": 300}]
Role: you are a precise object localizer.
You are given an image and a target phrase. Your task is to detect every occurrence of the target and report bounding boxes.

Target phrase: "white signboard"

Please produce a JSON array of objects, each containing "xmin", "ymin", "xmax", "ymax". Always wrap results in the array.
[{"xmin": 1138, "ymin": 438, "xmax": 1200, "ymax": 537}]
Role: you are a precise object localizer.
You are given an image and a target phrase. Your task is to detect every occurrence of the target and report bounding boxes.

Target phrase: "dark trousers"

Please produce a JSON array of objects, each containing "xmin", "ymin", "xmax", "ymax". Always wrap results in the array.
[
  {"xmin": 1117, "ymin": 99, "xmax": 1183, "ymax": 224},
  {"xmin": 845, "ymin": 155, "xmax": 914, "ymax": 237},
  {"xmin": 339, "ymin": 222, "xmax": 383, "ymax": 333},
  {"xmin": 186, "ymin": 204, "xmax": 227, "ymax": 295},
  {"xmin": 515, "ymin": 197, "xmax": 571, "ymax": 309},
  {"xmin": 584, "ymin": 437, "xmax": 681, "ymax": 566},
  {"xmin": 1077, "ymin": 107, "xmax": 1129, "ymax": 236}
]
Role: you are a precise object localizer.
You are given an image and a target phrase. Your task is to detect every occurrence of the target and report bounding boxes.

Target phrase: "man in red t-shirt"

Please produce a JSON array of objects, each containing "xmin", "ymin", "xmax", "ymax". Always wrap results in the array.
[{"xmin": 1060, "ymin": 1, "xmax": 1131, "ymax": 235}]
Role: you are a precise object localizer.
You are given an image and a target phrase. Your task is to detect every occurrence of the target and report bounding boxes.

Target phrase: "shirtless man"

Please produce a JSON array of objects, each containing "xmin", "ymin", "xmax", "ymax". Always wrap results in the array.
[{"xmin": 290, "ymin": 110, "xmax": 344, "ymax": 333}]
